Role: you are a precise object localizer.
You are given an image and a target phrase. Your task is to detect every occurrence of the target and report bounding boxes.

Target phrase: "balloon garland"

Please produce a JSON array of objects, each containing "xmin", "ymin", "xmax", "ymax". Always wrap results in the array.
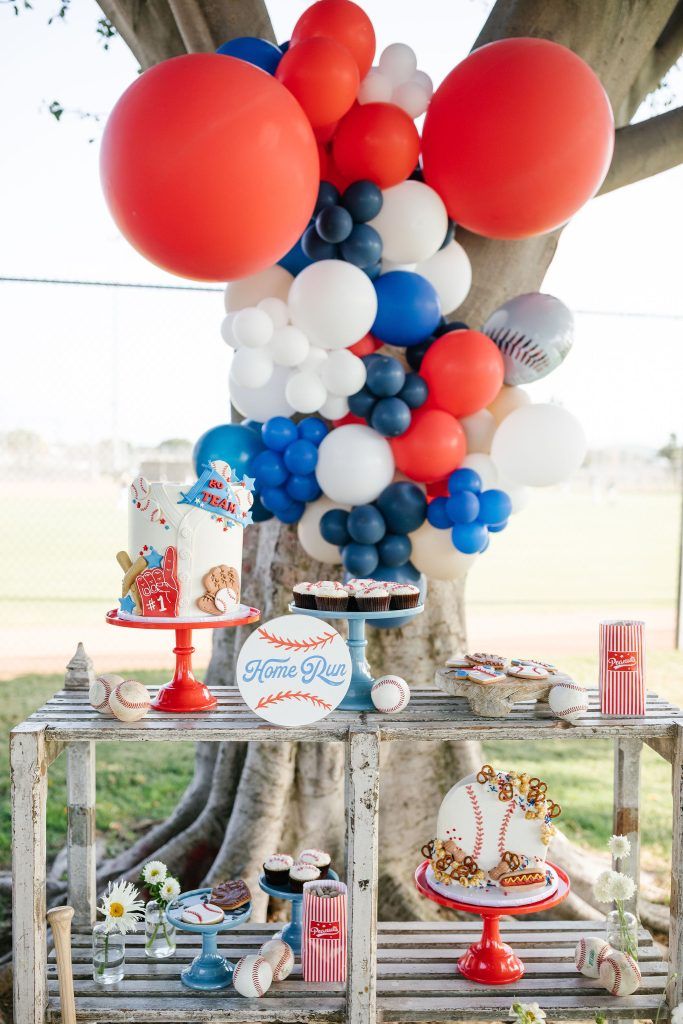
[{"xmin": 101, "ymin": 0, "xmax": 611, "ymax": 586}]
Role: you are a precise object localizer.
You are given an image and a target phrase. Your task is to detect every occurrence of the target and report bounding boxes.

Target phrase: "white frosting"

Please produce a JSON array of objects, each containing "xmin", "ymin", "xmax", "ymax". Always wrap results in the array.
[
  {"xmin": 299, "ymin": 848, "xmax": 331, "ymax": 867},
  {"xmin": 289, "ymin": 862, "xmax": 320, "ymax": 882},
  {"xmin": 264, "ymin": 854, "xmax": 294, "ymax": 871}
]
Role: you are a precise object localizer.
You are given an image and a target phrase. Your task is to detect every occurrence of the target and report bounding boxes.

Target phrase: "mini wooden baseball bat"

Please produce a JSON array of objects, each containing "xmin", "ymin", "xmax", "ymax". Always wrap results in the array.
[{"xmin": 47, "ymin": 905, "xmax": 76, "ymax": 1024}]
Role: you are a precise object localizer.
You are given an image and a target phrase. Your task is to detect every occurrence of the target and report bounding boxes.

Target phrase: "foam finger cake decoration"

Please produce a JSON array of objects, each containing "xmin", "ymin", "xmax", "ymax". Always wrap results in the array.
[{"xmin": 117, "ymin": 460, "xmax": 254, "ymax": 619}]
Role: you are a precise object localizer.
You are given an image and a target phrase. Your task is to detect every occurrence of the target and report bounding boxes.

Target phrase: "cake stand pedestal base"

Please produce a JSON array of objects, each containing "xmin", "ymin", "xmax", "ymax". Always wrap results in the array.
[{"xmin": 165, "ymin": 887, "xmax": 252, "ymax": 991}]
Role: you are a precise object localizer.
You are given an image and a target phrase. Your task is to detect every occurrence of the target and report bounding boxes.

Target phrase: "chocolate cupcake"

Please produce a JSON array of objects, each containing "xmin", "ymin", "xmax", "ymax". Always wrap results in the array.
[
  {"xmin": 355, "ymin": 584, "xmax": 390, "ymax": 612},
  {"xmin": 292, "ymin": 582, "xmax": 316, "ymax": 609},
  {"xmin": 388, "ymin": 584, "xmax": 420, "ymax": 610},
  {"xmin": 313, "ymin": 581, "xmax": 348, "ymax": 612},
  {"xmin": 263, "ymin": 854, "xmax": 294, "ymax": 887},
  {"xmin": 289, "ymin": 861, "xmax": 320, "ymax": 892},
  {"xmin": 298, "ymin": 848, "xmax": 331, "ymax": 879}
]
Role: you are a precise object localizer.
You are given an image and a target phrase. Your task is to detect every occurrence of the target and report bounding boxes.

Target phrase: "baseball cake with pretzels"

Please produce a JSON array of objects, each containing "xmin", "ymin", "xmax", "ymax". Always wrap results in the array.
[{"xmin": 422, "ymin": 764, "xmax": 561, "ymax": 894}]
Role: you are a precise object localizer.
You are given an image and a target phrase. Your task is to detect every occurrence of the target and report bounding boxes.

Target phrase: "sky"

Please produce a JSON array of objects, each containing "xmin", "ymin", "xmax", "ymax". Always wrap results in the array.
[{"xmin": 1, "ymin": 0, "xmax": 682, "ymax": 450}]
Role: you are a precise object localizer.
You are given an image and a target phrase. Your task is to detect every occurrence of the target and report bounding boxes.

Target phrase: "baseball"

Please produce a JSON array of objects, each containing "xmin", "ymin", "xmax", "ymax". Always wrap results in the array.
[
  {"xmin": 232, "ymin": 954, "xmax": 273, "ymax": 998},
  {"xmin": 89, "ymin": 674, "xmax": 123, "ymax": 715},
  {"xmin": 371, "ymin": 674, "xmax": 411, "ymax": 713},
  {"xmin": 549, "ymin": 680, "xmax": 588, "ymax": 723},
  {"xmin": 574, "ymin": 936, "xmax": 610, "ymax": 978},
  {"xmin": 108, "ymin": 679, "xmax": 151, "ymax": 722},
  {"xmin": 260, "ymin": 938, "xmax": 295, "ymax": 982},
  {"xmin": 599, "ymin": 949, "xmax": 641, "ymax": 996}
]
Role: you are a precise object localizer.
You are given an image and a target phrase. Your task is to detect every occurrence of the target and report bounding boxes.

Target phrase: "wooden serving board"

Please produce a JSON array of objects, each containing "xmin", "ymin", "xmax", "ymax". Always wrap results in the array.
[{"xmin": 434, "ymin": 666, "xmax": 575, "ymax": 719}]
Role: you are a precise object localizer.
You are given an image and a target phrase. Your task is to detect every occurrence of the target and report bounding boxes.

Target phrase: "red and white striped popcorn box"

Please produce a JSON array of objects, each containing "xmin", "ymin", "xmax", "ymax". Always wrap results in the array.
[
  {"xmin": 301, "ymin": 879, "xmax": 348, "ymax": 983},
  {"xmin": 599, "ymin": 620, "xmax": 646, "ymax": 715}
]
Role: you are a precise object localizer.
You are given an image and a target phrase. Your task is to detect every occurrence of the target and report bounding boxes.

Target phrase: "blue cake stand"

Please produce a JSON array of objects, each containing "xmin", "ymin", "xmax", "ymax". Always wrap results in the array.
[
  {"xmin": 289, "ymin": 603, "xmax": 424, "ymax": 711},
  {"xmin": 166, "ymin": 887, "xmax": 251, "ymax": 990},
  {"xmin": 258, "ymin": 868, "xmax": 339, "ymax": 955}
]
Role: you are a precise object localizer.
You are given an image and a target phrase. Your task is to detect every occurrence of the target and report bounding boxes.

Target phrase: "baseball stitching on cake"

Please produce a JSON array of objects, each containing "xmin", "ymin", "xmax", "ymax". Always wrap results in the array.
[
  {"xmin": 465, "ymin": 785, "xmax": 484, "ymax": 859},
  {"xmin": 498, "ymin": 799, "xmax": 517, "ymax": 857}
]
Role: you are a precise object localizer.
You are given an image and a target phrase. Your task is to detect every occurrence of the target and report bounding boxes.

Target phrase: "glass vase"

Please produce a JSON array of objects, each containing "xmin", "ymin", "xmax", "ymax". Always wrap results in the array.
[
  {"xmin": 145, "ymin": 899, "xmax": 176, "ymax": 959},
  {"xmin": 92, "ymin": 921, "xmax": 125, "ymax": 984},
  {"xmin": 606, "ymin": 907, "xmax": 639, "ymax": 959}
]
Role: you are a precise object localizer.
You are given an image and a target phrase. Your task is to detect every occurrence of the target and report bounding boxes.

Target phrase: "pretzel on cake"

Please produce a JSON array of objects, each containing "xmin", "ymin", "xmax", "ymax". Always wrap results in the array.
[{"xmin": 476, "ymin": 764, "xmax": 495, "ymax": 784}]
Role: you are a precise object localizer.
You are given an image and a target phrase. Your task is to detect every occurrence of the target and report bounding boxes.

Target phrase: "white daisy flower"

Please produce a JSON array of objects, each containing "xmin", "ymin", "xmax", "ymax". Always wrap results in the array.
[
  {"xmin": 610, "ymin": 872, "xmax": 636, "ymax": 902},
  {"xmin": 509, "ymin": 1002, "xmax": 547, "ymax": 1024},
  {"xmin": 160, "ymin": 877, "xmax": 181, "ymax": 902},
  {"xmin": 98, "ymin": 880, "xmax": 145, "ymax": 934},
  {"xmin": 607, "ymin": 834, "xmax": 631, "ymax": 859},
  {"xmin": 594, "ymin": 869, "xmax": 617, "ymax": 904},
  {"xmin": 670, "ymin": 1002, "xmax": 683, "ymax": 1024},
  {"xmin": 142, "ymin": 860, "xmax": 167, "ymax": 885}
]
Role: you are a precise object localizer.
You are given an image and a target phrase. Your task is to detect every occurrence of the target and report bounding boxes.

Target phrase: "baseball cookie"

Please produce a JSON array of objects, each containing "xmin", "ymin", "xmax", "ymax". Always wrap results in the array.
[
  {"xmin": 260, "ymin": 938, "xmax": 295, "ymax": 982},
  {"xmin": 446, "ymin": 656, "xmax": 470, "ymax": 668},
  {"xmin": 89, "ymin": 673, "xmax": 123, "ymax": 715},
  {"xmin": 507, "ymin": 663, "xmax": 549, "ymax": 680},
  {"xmin": 549, "ymin": 680, "xmax": 589, "ymax": 723},
  {"xmin": 467, "ymin": 665, "xmax": 507, "ymax": 684},
  {"xmin": 181, "ymin": 901, "xmax": 224, "ymax": 925},
  {"xmin": 574, "ymin": 936, "xmax": 610, "ymax": 978},
  {"xmin": 109, "ymin": 679, "xmax": 152, "ymax": 722},
  {"xmin": 512, "ymin": 658, "xmax": 558, "ymax": 674},
  {"xmin": 232, "ymin": 954, "xmax": 273, "ymax": 998},
  {"xmin": 599, "ymin": 949, "xmax": 641, "ymax": 996},
  {"xmin": 466, "ymin": 653, "xmax": 508, "ymax": 669},
  {"xmin": 371, "ymin": 675, "xmax": 411, "ymax": 713}
]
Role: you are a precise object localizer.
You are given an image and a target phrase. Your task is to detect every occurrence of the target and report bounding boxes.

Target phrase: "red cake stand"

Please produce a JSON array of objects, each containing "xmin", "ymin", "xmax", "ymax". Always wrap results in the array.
[
  {"xmin": 106, "ymin": 607, "xmax": 260, "ymax": 713},
  {"xmin": 415, "ymin": 860, "xmax": 570, "ymax": 984}
]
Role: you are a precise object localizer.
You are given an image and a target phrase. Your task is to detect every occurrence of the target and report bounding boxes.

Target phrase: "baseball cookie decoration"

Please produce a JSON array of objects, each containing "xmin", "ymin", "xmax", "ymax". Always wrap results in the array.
[
  {"xmin": 232, "ymin": 954, "xmax": 273, "ymax": 998},
  {"xmin": 260, "ymin": 938, "xmax": 295, "ymax": 982},
  {"xmin": 549, "ymin": 679, "xmax": 589, "ymax": 723},
  {"xmin": 89, "ymin": 673, "xmax": 123, "ymax": 715},
  {"xmin": 574, "ymin": 936, "xmax": 610, "ymax": 979},
  {"xmin": 483, "ymin": 292, "xmax": 574, "ymax": 386},
  {"xmin": 599, "ymin": 949, "xmax": 642, "ymax": 996},
  {"xmin": 109, "ymin": 679, "xmax": 152, "ymax": 722},
  {"xmin": 371, "ymin": 674, "xmax": 411, "ymax": 713}
]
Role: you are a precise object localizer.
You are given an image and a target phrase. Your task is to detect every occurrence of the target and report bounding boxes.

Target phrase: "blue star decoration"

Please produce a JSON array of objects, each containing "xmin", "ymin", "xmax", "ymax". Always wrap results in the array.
[
  {"xmin": 145, "ymin": 547, "xmax": 164, "ymax": 569},
  {"xmin": 118, "ymin": 594, "xmax": 135, "ymax": 613},
  {"xmin": 242, "ymin": 475, "xmax": 256, "ymax": 492}
]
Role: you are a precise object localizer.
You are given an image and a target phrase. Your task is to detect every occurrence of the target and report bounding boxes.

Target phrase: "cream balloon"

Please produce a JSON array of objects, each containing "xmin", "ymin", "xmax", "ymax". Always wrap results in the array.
[
  {"xmin": 409, "ymin": 521, "xmax": 478, "ymax": 581},
  {"xmin": 487, "ymin": 385, "xmax": 531, "ymax": 425},
  {"xmin": 231, "ymin": 347, "xmax": 274, "ymax": 388},
  {"xmin": 416, "ymin": 240, "xmax": 471, "ymax": 314},
  {"xmin": 285, "ymin": 371, "xmax": 327, "ymax": 414},
  {"xmin": 378, "ymin": 43, "xmax": 418, "ymax": 84},
  {"xmin": 370, "ymin": 180, "xmax": 448, "ymax": 264},
  {"xmin": 392, "ymin": 79, "xmax": 431, "ymax": 118},
  {"xmin": 460, "ymin": 409, "xmax": 496, "ymax": 454},
  {"xmin": 225, "ymin": 265, "xmax": 292, "ymax": 312},
  {"xmin": 297, "ymin": 496, "xmax": 348, "ymax": 564},
  {"xmin": 232, "ymin": 307, "xmax": 274, "ymax": 348},
  {"xmin": 288, "ymin": 260, "xmax": 377, "ymax": 350},
  {"xmin": 229, "ymin": 363, "xmax": 294, "ymax": 420},
  {"xmin": 220, "ymin": 313, "xmax": 239, "ymax": 348},
  {"xmin": 257, "ymin": 296, "xmax": 289, "ymax": 328},
  {"xmin": 491, "ymin": 403, "xmax": 587, "ymax": 487},
  {"xmin": 461, "ymin": 453, "xmax": 498, "ymax": 491},
  {"xmin": 358, "ymin": 67, "xmax": 393, "ymax": 104},
  {"xmin": 319, "ymin": 393, "xmax": 349, "ymax": 420},
  {"xmin": 316, "ymin": 425, "xmax": 394, "ymax": 505}
]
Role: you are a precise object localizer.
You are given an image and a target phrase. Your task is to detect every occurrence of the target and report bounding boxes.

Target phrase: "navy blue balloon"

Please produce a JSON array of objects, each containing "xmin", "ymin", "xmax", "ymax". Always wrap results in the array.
[
  {"xmin": 427, "ymin": 496, "xmax": 451, "ymax": 529},
  {"xmin": 262, "ymin": 416, "xmax": 297, "ymax": 452},
  {"xmin": 347, "ymin": 504, "xmax": 386, "ymax": 545},
  {"xmin": 405, "ymin": 338, "xmax": 434, "ymax": 372},
  {"xmin": 452, "ymin": 522, "xmax": 489, "ymax": 554},
  {"xmin": 320, "ymin": 508, "xmax": 350, "ymax": 546},
  {"xmin": 298, "ymin": 417, "xmax": 328, "ymax": 445},
  {"xmin": 377, "ymin": 532, "xmax": 411, "ymax": 567},
  {"xmin": 342, "ymin": 542, "xmax": 379, "ymax": 577},
  {"xmin": 409, "ymin": 164, "xmax": 424, "ymax": 182},
  {"xmin": 284, "ymin": 438, "xmax": 318, "ymax": 475},
  {"xmin": 446, "ymin": 491, "xmax": 480, "ymax": 525},
  {"xmin": 448, "ymin": 467, "xmax": 482, "ymax": 495},
  {"xmin": 439, "ymin": 219, "xmax": 456, "ymax": 250},
  {"xmin": 250, "ymin": 491, "xmax": 274, "ymax": 523},
  {"xmin": 398, "ymin": 373, "xmax": 428, "ymax": 409},
  {"xmin": 260, "ymin": 485, "xmax": 292, "ymax": 514},
  {"xmin": 193, "ymin": 423, "xmax": 264, "ymax": 478},
  {"xmin": 364, "ymin": 562, "xmax": 425, "ymax": 629},
  {"xmin": 278, "ymin": 236, "xmax": 313, "ymax": 276},
  {"xmin": 277, "ymin": 500, "xmax": 305, "ymax": 524},
  {"xmin": 347, "ymin": 385, "xmax": 376, "ymax": 418},
  {"xmin": 478, "ymin": 489, "xmax": 513, "ymax": 526},
  {"xmin": 372, "ymin": 271, "xmax": 442, "ymax": 347},
  {"xmin": 314, "ymin": 181, "xmax": 340, "ymax": 215},
  {"xmin": 435, "ymin": 319, "xmax": 469, "ymax": 337},
  {"xmin": 286, "ymin": 474, "xmax": 321, "ymax": 503},
  {"xmin": 302, "ymin": 224, "xmax": 338, "ymax": 261},
  {"xmin": 316, "ymin": 205, "xmax": 354, "ymax": 243},
  {"xmin": 216, "ymin": 36, "xmax": 282, "ymax": 74},
  {"xmin": 365, "ymin": 260, "xmax": 383, "ymax": 281},
  {"xmin": 340, "ymin": 223, "xmax": 382, "ymax": 268},
  {"xmin": 488, "ymin": 519, "xmax": 509, "ymax": 534},
  {"xmin": 341, "ymin": 179, "xmax": 383, "ymax": 222},
  {"xmin": 279, "ymin": 40, "xmax": 290, "ymax": 53},
  {"xmin": 376, "ymin": 481, "xmax": 427, "ymax": 534},
  {"xmin": 251, "ymin": 449, "xmax": 287, "ymax": 487},
  {"xmin": 365, "ymin": 354, "xmax": 405, "ymax": 397},
  {"xmin": 370, "ymin": 396, "xmax": 411, "ymax": 437}
]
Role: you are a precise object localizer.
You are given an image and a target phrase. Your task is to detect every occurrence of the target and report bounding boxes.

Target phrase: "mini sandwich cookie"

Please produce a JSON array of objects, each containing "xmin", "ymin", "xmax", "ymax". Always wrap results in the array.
[
  {"xmin": 181, "ymin": 901, "xmax": 224, "ymax": 925},
  {"xmin": 467, "ymin": 664, "xmax": 507, "ymax": 684},
  {"xmin": 507, "ymin": 663, "xmax": 549, "ymax": 680},
  {"xmin": 466, "ymin": 652, "xmax": 509, "ymax": 670}
]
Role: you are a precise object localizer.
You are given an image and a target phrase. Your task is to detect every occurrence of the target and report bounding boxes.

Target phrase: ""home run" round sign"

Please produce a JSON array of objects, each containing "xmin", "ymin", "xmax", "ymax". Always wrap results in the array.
[{"xmin": 236, "ymin": 615, "xmax": 351, "ymax": 726}]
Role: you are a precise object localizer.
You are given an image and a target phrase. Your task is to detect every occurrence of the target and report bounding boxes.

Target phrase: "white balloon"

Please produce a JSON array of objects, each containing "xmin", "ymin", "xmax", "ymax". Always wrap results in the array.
[
  {"xmin": 225, "ymin": 265, "xmax": 292, "ymax": 312},
  {"xmin": 411, "ymin": 69, "xmax": 433, "ymax": 98},
  {"xmin": 231, "ymin": 347, "xmax": 273, "ymax": 388},
  {"xmin": 285, "ymin": 371, "xmax": 327, "ymax": 414},
  {"xmin": 232, "ymin": 307, "xmax": 274, "ymax": 348},
  {"xmin": 488, "ymin": 385, "xmax": 531, "ymax": 425},
  {"xmin": 416, "ymin": 241, "xmax": 471, "ymax": 314},
  {"xmin": 319, "ymin": 393, "xmax": 349, "ymax": 420},
  {"xmin": 497, "ymin": 475, "xmax": 530, "ymax": 514},
  {"xmin": 230, "ymin": 363, "xmax": 294, "ymax": 420},
  {"xmin": 392, "ymin": 80, "xmax": 431, "ymax": 119},
  {"xmin": 297, "ymin": 496, "xmax": 347, "ymax": 564},
  {"xmin": 379, "ymin": 43, "xmax": 417, "ymax": 84},
  {"xmin": 358, "ymin": 67, "xmax": 393, "ymax": 104},
  {"xmin": 289, "ymin": 260, "xmax": 377, "ymax": 350},
  {"xmin": 300, "ymin": 346, "xmax": 329, "ymax": 375},
  {"xmin": 269, "ymin": 325, "xmax": 310, "ymax": 367},
  {"xmin": 460, "ymin": 409, "xmax": 496, "ymax": 455},
  {"xmin": 220, "ymin": 313, "xmax": 239, "ymax": 348},
  {"xmin": 409, "ymin": 521, "xmax": 478, "ymax": 581},
  {"xmin": 316, "ymin": 425, "xmax": 394, "ymax": 504},
  {"xmin": 491, "ymin": 403, "xmax": 587, "ymax": 487},
  {"xmin": 461, "ymin": 453, "xmax": 499, "ymax": 490},
  {"xmin": 370, "ymin": 181, "xmax": 448, "ymax": 264},
  {"xmin": 257, "ymin": 296, "xmax": 289, "ymax": 328},
  {"xmin": 320, "ymin": 349, "xmax": 367, "ymax": 397}
]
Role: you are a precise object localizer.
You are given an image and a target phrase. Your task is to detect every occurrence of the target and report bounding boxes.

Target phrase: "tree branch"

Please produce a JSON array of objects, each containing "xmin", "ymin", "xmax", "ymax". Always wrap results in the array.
[
  {"xmin": 617, "ymin": 0, "xmax": 683, "ymax": 124},
  {"xmin": 599, "ymin": 105, "xmax": 683, "ymax": 194}
]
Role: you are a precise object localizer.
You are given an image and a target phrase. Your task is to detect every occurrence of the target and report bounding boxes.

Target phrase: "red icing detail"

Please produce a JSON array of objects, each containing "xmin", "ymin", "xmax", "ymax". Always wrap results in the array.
[{"xmin": 136, "ymin": 546, "xmax": 180, "ymax": 617}]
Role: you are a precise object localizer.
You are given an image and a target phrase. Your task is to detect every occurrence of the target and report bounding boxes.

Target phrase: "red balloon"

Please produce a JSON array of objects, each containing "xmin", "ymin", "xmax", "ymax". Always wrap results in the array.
[
  {"xmin": 315, "ymin": 121, "xmax": 340, "ymax": 144},
  {"xmin": 427, "ymin": 478, "xmax": 449, "ymax": 500},
  {"xmin": 333, "ymin": 103, "xmax": 420, "ymax": 189},
  {"xmin": 422, "ymin": 38, "xmax": 614, "ymax": 239},
  {"xmin": 100, "ymin": 54, "xmax": 319, "ymax": 281},
  {"xmin": 276, "ymin": 37, "xmax": 359, "ymax": 128},
  {"xmin": 421, "ymin": 330, "xmax": 504, "ymax": 418},
  {"xmin": 333, "ymin": 413, "xmax": 365, "ymax": 427},
  {"xmin": 350, "ymin": 333, "xmax": 382, "ymax": 357},
  {"xmin": 291, "ymin": 0, "xmax": 376, "ymax": 78},
  {"xmin": 391, "ymin": 409, "xmax": 466, "ymax": 484}
]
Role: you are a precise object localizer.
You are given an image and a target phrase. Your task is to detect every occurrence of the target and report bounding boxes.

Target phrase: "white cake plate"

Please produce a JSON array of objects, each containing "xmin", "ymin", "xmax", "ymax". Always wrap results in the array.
[{"xmin": 425, "ymin": 863, "xmax": 559, "ymax": 908}]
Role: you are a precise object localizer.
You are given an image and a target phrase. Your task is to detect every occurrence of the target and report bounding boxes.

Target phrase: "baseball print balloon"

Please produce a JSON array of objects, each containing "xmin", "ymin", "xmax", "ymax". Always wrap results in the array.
[
  {"xmin": 549, "ymin": 680, "xmax": 589, "ymax": 723},
  {"xmin": 371, "ymin": 674, "xmax": 411, "ymax": 713},
  {"xmin": 260, "ymin": 938, "xmax": 295, "ymax": 982},
  {"xmin": 232, "ymin": 954, "xmax": 273, "ymax": 998},
  {"xmin": 109, "ymin": 679, "xmax": 152, "ymax": 722},
  {"xmin": 483, "ymin": 292, "xmax": 574, "ymax": 386},
  {"xmin": 89, "ymin": 673, "xmax": 123, "ymax": 715}
]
